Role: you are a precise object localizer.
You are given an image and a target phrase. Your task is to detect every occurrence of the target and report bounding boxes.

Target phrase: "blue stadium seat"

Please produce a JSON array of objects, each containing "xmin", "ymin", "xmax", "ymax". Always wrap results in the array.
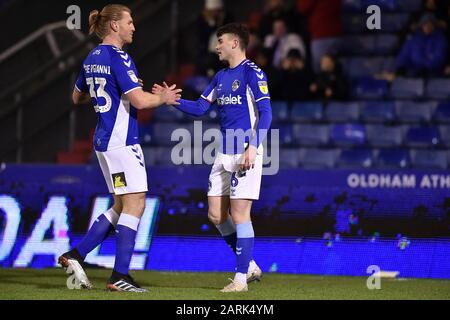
[
  {"xmin": 346, "ymin": 57, "xmax": 384, "ymax": 79},
  {"xmin": 398, "ymin": 101, "xmax": 436, "ymax": 123},
  {"xmin": 382, "ymin": 56, "xmax": 397, "ymax": 73},
  {"xmin": 366, "ymin": 125, "xmax": 403, "ymax": 146},
  {"xmin": 425, "ymin": 78, "xmax": 450, "ymax": 99},
  {"xmin": 362, "ymin": 0, "xmax": 398, "ymax": 11},
  {"xmin": 352, "ymin": 78, "xmax": 389, "ymax": 99},
  {"xmin": 341, "ymin": 36, "xmax": 375, "ymax": 55},
  {"xmin": 292, "ymin": 124, "xmax": 329, "ymax": 146},
  {"xmin": 376, "ymin": 149, "xmax": 410, "ymax": 168},
  {"xmin": 299, "ymin": 148, "xmax": 338, "ymax": 169},
  {"xmin": 410, "ymin": 150, "xmax": 448, "ymax": 169},
  {"xmin": 433, "ymin": 102, "xmax": 450, "ymax": 123},
  {"xmin": 397, "ymin": 0, "xmax": 422, "ymax": 12},
  {"xmin": 382, "ymin": 13, "xmax": 410, "ymax": 32},
  {"xmin": 405, "ymin": 126, "xmax": 440, "ymax": 147},
  {"xmin": 291, "ymin": 101, "xmax": 323, "ymax": 122},
  {"xmin": 342, "ymin": 14, "xmax": 366, "ymax": 33},
  {"xmin": 271, "ymin": 101, "xmax": 289, "ymax": 122},
  {"xmin": 330, "ymin": 123, "xmax": 366, "ymax": 146},
  {"xmin": 438, "ymin": 126, "xmax": 450, "ymax": 147},
  {"xmin": 272, "ymin": 123, "xmax": 294, "ymax": 146},
  {"xmin": 279, "ymin": 149, "xmax": 300, "ymax": 168},
  {"xmin": 152, "ymin": 105, "xmax": 185, "ymax": 121},
  {"xmin": 396, "ymin": 101, "xmax": 435, "ymax": 123},
  {"xmin": 337, "ymin": 148, "xmax": 374, "ymax": 168},
  {"xmin": 390, "ymin": 77, "xmax": 424, "ymax": 99},
  {"xmin": 361, "ymin": 101, "xmax": 396, "ymax": 122},
  {"xmin": 152, "ymin": 122, "xmax": 195, "ymax": 146},
  {"xmin": 374, "ymin": 34, "xmax": 399, "ymax": 54},
  {"xmin": 342, "ymin": 0, "xmax": 363, "ymax": 12},
  {"xmin": 325, "ymin": 101, "xmax": 360, "ymax": 122}
]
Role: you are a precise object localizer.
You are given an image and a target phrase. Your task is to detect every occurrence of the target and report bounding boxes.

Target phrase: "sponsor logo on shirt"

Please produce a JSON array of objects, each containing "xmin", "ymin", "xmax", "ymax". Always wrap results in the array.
[
  {"xmin": 258, "ymin": 81, "xmax": 268, "ymax": 94},
  {"xmin": 112, "ymin": 172, "xmax": 127, "ymax": 188},
  {"xmin": 127, "ymin": 70, "xmax": 139, "ymax": 83},
  {"xmin": 217, "ymin": 94, "xmax": 242, "ymax": 106},
  {"xmin": 232, "ymin": 80, "xmax": 240, "ymax": 91}
]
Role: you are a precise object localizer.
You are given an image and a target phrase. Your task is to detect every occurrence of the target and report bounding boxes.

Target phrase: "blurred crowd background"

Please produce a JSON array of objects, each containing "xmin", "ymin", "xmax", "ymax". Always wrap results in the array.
[{"xmin": 0, "ymin": 0, "xmax": 450, "ymax": 170}]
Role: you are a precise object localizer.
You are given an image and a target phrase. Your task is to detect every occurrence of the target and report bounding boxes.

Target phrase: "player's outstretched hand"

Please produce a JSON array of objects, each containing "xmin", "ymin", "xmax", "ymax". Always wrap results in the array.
[
  {"xmin": 152, "ymin": 81, "xmax": 174, "ymax": 94},
  {"xmin": 160, "ymin": 84, "xmax": 182, "ymax": 106}
]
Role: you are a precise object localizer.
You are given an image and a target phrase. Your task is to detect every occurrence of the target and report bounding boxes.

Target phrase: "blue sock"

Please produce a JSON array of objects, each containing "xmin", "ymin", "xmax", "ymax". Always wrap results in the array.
[
  {"xmin": 113, "ymin": 213, "xmax": 139, "ymax": 275},
  {"xmin": 76, "ymin": 208, "xmax": 119, "ymax": 259},
  {"xmin": 236, "ymin": 221, "xmax": 255, "ymax": 274},
  {"xmin": 224, "ymin": 233, "xmax": 237, "ymax": 254},
  {"xmin": 216, "ymin": 216, "xmax": 237, "ymax": 253}
]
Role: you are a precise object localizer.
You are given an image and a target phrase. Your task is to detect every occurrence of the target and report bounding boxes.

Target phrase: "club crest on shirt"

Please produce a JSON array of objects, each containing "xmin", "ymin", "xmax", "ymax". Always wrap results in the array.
[
  {"xmin": 258, "ymin": 81, "xmax": 268, "ymax": 94},
  {"xmin": 232, "ymin": 80, "xmax": 240, "ymax": 91},
  {"xmin": 127, "ymin": 70, "xmax": 139, "ymax": 83},
  {"xmin": 112, "ymin": 172, "xmax": 127, "ymax": 188}
]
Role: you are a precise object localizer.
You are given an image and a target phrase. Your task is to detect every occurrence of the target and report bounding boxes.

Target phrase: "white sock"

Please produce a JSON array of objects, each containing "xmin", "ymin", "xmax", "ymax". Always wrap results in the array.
[
  {"xmin": 248, "ymin": 260, "xmax": 257, "ymax": 272},
  {"xmin": 117, "ymin": 213, "xmax": 140, "ymax": 231},
  {"xmin": 104, "ymin": 208, "xmax": 120, "ymax": 226},
  {"xmin": 234, "ymin": 272, "xmax": 247, "ymax": 284}
]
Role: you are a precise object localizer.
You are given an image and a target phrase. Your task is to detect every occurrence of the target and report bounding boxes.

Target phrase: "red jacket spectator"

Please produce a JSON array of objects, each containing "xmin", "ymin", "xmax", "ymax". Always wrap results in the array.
[{"xmin": 297, "ymin": 0, "xmax": 342, "ymax": 40}]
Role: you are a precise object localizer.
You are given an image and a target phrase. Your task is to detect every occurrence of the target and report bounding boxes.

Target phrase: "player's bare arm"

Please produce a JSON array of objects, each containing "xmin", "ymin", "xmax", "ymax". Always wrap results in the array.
[
  {"xmin": 126, "ymin": 85, "xmax": 181, "ymax": 109},
  {"xmin": 72, "ymin": 89, "xmax": 91, "ymax": 105}
]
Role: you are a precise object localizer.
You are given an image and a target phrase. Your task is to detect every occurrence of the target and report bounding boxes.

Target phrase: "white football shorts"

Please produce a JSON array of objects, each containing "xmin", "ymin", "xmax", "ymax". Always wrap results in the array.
[
  {"xmin": 207, "ymin": 151, "xmax": 263, "ymax": 200},
  {"xmin": 96, "ymin": 144, "xmax": 148, "ymax": 195}
]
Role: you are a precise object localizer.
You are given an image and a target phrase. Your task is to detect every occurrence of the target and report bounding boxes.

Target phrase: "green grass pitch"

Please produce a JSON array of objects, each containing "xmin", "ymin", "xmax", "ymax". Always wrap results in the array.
[{"xmin": 0, "ymin": 268, "xmax": 449, "ymax": 300}]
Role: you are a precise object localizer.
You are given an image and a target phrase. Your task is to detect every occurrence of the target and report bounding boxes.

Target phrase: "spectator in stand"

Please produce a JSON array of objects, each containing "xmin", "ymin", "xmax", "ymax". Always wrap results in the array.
[
  {"xmin": 279, "ymin": 49, "xmax": 312, "ymax": 101},
  {"xmin": 263, "ymin": 18, "xmax": 306, "ymax": 69},
  {"xmin": 297, "ymin": 0, "xmax": 343, "ymax": 73},
  {"xmin": 196, "ymin": 0, "xmax": 234, "ymax": 76},
  {"xmin": 258, "ymin": 0, "xmax": 308, "ymax": 42},
  {"xmin": 395, "ymin": 13, "xmax": 448, "ymax": 77},
  {"xmin": 309, "ymin": 54, "xmax": 347, "ymax": 101}
]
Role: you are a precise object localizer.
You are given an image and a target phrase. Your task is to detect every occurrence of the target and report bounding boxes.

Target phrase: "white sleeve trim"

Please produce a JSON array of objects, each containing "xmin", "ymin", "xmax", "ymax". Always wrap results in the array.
[
  {"xmin": 124, "ymin": 86, "xmax": 142, "ymax": 95},
  {"xmin": 201, "ymin": 95, "xmax": 214, "ymax": 103},
  {"xmin": 255, "ymin": 96, "xmax": 271, "ymax": 102},
  {"xmin": 74, "ymin": 85, "xmax": 82, "ymax": 92}
]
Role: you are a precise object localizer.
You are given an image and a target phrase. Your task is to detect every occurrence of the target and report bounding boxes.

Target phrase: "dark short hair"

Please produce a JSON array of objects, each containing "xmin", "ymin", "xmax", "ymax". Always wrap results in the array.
[{"xmin": 216, "ymin": 23, "xmax": 249, "ymax": 51}]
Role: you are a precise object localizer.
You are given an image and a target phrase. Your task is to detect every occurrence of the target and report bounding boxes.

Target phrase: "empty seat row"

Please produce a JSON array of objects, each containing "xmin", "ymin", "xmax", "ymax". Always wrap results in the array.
[
  {"xmin": 340, "ymin": 57, "xmax": 396, "ymax": 78},
  {"xmin": 272, "ymin": 100, "xmax": 450, "ymax": 124},
  {"xmin": 140, "ymin": 146, "xmax": 449, "ymax": 169},
  {"xmin": 340, "ymin": 34, "xmax": 399, "ymax": 55},
  {"xmin": 342, "ymin": 0, "xmax": 422, "ymax": 13},
  {"xmin": 140, "ymin": 121, "xmax": 450, "ymax": 148},
  {"xmin": 352, "ymin": 77, "xmax": 450, "ymax": 100},
  {"xmin": 272, "ymin": 124, "xmax": 449, "ymax": 148},
  {"xmin": 343, "ymin": 13, "xmax": 410, "ymax": 33}
]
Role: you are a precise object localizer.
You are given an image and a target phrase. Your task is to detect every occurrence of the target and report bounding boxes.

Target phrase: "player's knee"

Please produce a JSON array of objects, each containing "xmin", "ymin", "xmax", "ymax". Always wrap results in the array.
[
  {"xmin": 208, "ymin": 210, "xmax": 222, "ymax": 225},
  {"xmin": 122, "ymin": 196, "xmax": 146, "ymax": 217}
]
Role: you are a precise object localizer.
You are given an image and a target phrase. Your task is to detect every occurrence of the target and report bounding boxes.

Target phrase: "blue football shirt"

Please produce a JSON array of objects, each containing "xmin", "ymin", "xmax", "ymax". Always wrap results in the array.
[
  {"xmin": 75, "ymin": 44, "xmax": 141, "ymax": 152},
  {"xmin": 200, "ymin": 59, "xmax": 272, "ymax": 154}
]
